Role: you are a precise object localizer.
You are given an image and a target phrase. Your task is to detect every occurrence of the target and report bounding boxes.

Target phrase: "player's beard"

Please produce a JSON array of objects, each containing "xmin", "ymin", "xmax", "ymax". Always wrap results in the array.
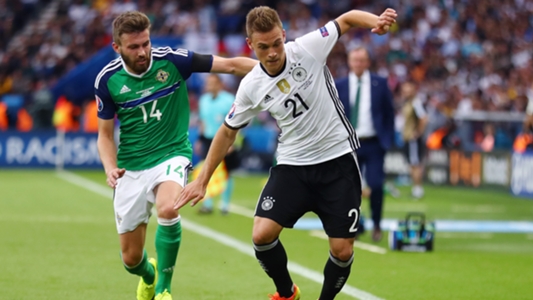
[{"xmin": 121, "ymin": 49, "xmax": 151, "ymax": 74}]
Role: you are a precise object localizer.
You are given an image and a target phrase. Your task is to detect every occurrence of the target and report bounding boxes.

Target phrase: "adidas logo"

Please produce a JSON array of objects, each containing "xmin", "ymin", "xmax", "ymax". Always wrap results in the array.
[
  {"xmin": 263, "ymin": 94, "xmax": 273, "ymax": 103},
  {"xmin": 120, "ymin": 85, "xmax": 131, "ymax": 94}
]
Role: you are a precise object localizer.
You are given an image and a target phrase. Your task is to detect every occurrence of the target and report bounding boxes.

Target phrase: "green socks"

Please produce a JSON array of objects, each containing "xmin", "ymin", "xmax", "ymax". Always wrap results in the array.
[
  {"xmin": 123, "ymin": 249, "xmax": 155, "ymax": 285},
  {"xmin": 155, "ymin": 219, "xmax": 182, "ymax": 294}
]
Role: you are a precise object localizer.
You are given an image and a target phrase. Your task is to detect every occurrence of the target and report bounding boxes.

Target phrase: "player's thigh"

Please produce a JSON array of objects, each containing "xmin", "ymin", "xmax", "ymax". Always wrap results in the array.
[
  {"xmin": 148, "ymin": 156, "xmax": 192, "ymax": 207},
  {"xmin": 315, "ymin": 154, "xmax": 362, "ymax": 238},
  {"xmin": 255, "ymin": 165, "xmax": 313, "ymax": 229},
  {"xmin": 114, "ymin": 171, "xmax": 154, "ymax": 234}
]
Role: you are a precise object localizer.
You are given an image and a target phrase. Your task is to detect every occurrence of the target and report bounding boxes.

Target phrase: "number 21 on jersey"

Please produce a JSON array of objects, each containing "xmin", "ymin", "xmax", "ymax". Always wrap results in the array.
[
  {"xmin": 284, "ymin": 93, "xmax": 309, "ymax": 118},
  {"xmin": 140, "ymin": 100, "xmax": 162, "ymax": 123}
]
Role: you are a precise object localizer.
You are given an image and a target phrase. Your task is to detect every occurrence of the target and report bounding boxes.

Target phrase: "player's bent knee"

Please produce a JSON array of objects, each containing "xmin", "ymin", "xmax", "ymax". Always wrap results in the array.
[
  {"xmin": 252, "ymin": 230, "xmax": 278, "ymax": 245},
  {"xmin": 252, "ymin": 218, "xmax": 283, "ymax": 245},
  {"xmin": 330, "ymin": 239, "xmax": 355, "ymax": 261},
  {"xmin": 330, "ymin": 248, "xmax": 354, "ymax": 261},
  {"xmin": 122, "ymin": 250, "xmax": 144, "ymax": 267},
  {"xmin": 157, "ymin": 204, "xmax": 178, "ymax": 219}
]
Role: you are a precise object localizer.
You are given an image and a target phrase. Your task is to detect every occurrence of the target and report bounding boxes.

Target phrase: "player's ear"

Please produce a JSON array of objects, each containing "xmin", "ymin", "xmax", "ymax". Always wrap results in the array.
[
  {"xmin": 246, "ymin": 37, "xmax": 253, "ymax": 50},
  {"xmin": 112, "ymin": 42, "xmax": 120, "ymax": 54},
  {"xmin": 282, "ymin": 29, "xmax": 286, "ymax": 42}
]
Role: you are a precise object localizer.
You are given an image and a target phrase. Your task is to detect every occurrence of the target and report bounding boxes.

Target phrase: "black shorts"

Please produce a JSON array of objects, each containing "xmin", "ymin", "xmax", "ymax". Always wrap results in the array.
[
  {"xmin": 403, "ymin": 138, "xmax": 424, "ymax": 166},
  {"xmin": 199, "ymin": 136, "xmax": 241, "ymax": 172},
  {"xmin": 255, "ymin": 152, "xmax": 362, "ymax": 238}
]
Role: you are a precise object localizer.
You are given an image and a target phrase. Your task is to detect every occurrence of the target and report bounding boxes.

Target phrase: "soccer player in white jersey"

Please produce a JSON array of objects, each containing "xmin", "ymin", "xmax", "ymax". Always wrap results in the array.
[{"xmin": 176, "ymin": 6, "xmax": 396, "ymax": 300}]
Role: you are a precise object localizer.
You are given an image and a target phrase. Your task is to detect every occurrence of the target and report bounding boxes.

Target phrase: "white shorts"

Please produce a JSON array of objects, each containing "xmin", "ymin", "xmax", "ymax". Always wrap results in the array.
[{"xmin": 113, "ymin": 156, "xmax": 191, "ymax": 234}]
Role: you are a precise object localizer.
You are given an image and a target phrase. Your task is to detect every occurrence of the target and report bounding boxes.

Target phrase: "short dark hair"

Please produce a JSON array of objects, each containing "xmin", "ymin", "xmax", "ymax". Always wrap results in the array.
[
  {"xmin": 112, "ymin": 11, "xmax": 151, "ymax": 45},
  {"xmin": 246, "ymin": 6, "xmax": 283, "ymax": 38},
  {"xmin": 349, "ymin": 46, "xmax": 370, "ymax": 60}
]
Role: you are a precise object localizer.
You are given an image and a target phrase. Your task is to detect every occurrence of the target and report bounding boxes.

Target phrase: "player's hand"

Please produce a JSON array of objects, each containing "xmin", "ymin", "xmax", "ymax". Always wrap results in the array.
[
  {"xmin": 106, "ymin": 168, "xmax": 125, "ymax": 188},
  {"xmin": 372, "ymin": 8, "xmax": 397, "ymax": 35},
  {"xmin": 174, "ymin": 179, "xmax": 207, "ymax": 210}
]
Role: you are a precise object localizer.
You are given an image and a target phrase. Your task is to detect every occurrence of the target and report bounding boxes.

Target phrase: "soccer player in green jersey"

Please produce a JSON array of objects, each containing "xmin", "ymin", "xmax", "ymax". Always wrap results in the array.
[{"xmin": 94, "ymin": 11, "xmax": 256, "ymax": 300}]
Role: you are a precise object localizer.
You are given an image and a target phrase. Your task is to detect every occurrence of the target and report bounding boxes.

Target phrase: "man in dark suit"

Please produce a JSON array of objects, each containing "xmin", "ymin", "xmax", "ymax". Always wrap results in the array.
[{"xmin": 335, "ymin": 47, "xmax": 395, "ymax": 242}]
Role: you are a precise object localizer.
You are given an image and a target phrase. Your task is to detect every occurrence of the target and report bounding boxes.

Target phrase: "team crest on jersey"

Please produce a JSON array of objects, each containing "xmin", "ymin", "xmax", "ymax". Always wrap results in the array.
[
  {"xmin": 96, "ymin": 95, "xmax": 104, "ymax": 112},
  {"xmin": 276, "ymin": 79, "xmax": 291, "ymax": 94},
  {"xmin": 156, "ymin": 69, "xmax": 169, "ymax": 83},
  {"xmin": 292, "ymin": 67, "xmax": 307, "ymax": 82}
]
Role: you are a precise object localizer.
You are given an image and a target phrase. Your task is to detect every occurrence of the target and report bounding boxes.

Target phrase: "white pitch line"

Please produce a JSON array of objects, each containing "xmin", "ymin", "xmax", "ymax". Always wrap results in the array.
[
  {"xmin": 438, "ymin": 232, "xmax": 493, "ymax": 239},
  {"xmin": 310, "ymin": 230, "xmax": 388, "ymax": 255},
  {"xmin": 229, "ymin": 203, "xmax": 255, "ymax": 217},
  {"xmin": 57, "ymin": 171, "xmax": 384, "ymax": 300}
]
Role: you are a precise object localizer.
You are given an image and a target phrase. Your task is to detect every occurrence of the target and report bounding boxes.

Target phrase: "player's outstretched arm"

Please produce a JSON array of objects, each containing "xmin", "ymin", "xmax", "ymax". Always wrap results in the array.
[
  {"xmin": 97, "ymin": 118, "xmax": 124, "ymax": 188},
  {"xmin": 174, "ymin": 124, "xmax": 239, "ymax": 210},
  {"xmin": 336, "ymin": 8, "xmax": 397, "ymax": 36},
  {"xmin": 210, "ymin": 55, "xmax": 258, "ymax": 77}
]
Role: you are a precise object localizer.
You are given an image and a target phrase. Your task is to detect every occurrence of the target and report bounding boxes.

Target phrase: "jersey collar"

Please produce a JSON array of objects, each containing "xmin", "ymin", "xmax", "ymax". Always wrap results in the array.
[{"xmin": 259, "ymin": 57, "xmax": 287, "ymax": 78}]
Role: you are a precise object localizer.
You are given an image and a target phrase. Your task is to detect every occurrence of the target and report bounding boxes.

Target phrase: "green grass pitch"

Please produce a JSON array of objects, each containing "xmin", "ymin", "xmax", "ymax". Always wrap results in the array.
[{"xmin": 0, "ymin": 169, "xmax": 532, "ymax": 299}]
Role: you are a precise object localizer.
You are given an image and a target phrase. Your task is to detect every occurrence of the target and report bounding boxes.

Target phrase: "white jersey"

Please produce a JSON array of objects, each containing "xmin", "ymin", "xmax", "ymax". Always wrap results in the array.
[{"xmin": 225, "ymin": 21, "xmax": 359, "ymax": 166}]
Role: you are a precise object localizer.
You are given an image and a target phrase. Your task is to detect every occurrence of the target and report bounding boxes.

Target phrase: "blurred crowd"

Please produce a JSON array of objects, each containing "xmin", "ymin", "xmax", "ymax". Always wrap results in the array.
[{"xmin": 1, "ymin": 0, "xmax": 532, "ymax": 151}]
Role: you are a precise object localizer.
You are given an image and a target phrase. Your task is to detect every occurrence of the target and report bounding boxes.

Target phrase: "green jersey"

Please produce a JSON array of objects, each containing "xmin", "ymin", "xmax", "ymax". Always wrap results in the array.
[{"xmin": 95, "ymin": 47, "xmax": 206, "ymax": 170}]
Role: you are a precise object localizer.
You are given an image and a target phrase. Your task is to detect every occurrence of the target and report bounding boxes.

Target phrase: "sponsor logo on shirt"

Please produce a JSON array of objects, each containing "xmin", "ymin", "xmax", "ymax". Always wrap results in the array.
[
  {"xmin": 136, "ymin": 86, "xmax": 155, "ymax": 97},
  {"xmin": 276, "ymin": 79, "xmax": 291, "ymax": 94},
  {"xmin": 119, "ymin": 85, "xmax": 131, "ymax": 94},
  {"xmin": 228, "ymin": 104, "xmax": 236, "ymax": 119},
  {"xmin": 96, "ymin": 95, "xmax": 104, "ymax": 112},
  {"xmin": 156, "ymin": 69, "xmax": 169, "ymax": 83},
  {"xmin": 263, "ymin": 94, "xmax": 274, "ymax": 103},
  {"xmin": 319, "ymin": 26, "xmax": 329, "ymax": 37}
]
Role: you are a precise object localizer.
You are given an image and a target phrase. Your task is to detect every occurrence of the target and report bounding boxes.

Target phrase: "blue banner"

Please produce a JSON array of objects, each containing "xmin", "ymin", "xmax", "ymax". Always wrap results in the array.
[
  {"xmin": 511, "ymin": 152, "xmax": 533, "ymax": 198},
  {"xmin": 0, "ymin": 131, "xmax": 101, "ymax": 168}
]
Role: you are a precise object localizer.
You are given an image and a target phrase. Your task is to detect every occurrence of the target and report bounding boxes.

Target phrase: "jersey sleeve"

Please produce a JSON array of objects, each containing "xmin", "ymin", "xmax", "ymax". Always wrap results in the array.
[
  {"xmin": 224, "ymin": 86, "xmax": 259, "ymax": 130},
  {"xmin": 294, "ymin": 21, "xmax": 340, "ymax": 64},
  {"xmin": 95, "ymin": 79, "xmax": 116, "ymax": 120},
  {"xmin": 158, "ymin": 47, "xmax": 196, "ymax": 80}
]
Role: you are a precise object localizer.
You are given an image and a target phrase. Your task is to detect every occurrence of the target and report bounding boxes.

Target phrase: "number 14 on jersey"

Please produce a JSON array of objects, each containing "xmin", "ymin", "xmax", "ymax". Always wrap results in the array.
[{"xmin": 140, "ymin": 100, "xmax": 162, "ymax": 123}]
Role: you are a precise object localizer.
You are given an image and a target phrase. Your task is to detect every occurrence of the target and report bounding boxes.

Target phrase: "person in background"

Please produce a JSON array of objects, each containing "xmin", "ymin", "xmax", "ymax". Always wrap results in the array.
[
  {"xmin": 195, "ymin": 74, "xmax": 239, "ymax": 215},
  {"xmin": 400, "ymin": 81, "xmax": 428, "ymax": 199},
  {"xmin": 525, "ymin": 83, "xmax": 533, "ymax": 133},
  {"xmin": 335, "ymin": 47, "xmax": 395, "ymax": 242}
]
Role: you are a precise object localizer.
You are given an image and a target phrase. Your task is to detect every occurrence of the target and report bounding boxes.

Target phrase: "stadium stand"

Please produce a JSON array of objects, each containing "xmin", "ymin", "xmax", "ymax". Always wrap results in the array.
[{"xmin": 0, "ymin": 0, "xmax": 531, "ymax": 150}]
